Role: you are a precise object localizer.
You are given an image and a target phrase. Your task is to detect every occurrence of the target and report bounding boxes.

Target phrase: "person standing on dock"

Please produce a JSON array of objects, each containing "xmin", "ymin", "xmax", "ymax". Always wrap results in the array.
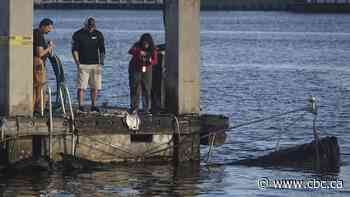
[
  {"xmin": 33, "ymin": 18, "xmax": 55, "ymax": 115},
  {"xmin": 72, "ymin": 17, "xmax": 105, "ymax": 112},
  {"xmin": 128, "ymin": 33, "xmax": 158, "ymax": 114}
]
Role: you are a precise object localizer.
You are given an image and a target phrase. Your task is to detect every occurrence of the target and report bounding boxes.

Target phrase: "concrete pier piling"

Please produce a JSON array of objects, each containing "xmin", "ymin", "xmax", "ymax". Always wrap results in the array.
[
  {"xmin": 164, "ymin": 0, "xmax": 201, "ymax": 115},
  {"xmin": 0, "ymin": 0, "xmax": 34, "ymax": 117}
]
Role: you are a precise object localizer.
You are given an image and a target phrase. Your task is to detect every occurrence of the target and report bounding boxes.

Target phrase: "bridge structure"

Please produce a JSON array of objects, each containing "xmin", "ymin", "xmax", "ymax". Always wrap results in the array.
[
  {"xmin": 34, "ymin": 0, "xmax": 164, "ymax": 9},
  {"xmin": 34, "ymin": 0, "xmax": 350, "ymax": 11},
  {"xmin": 291, "ymin": 0, "xmax": 350, "ymax": 12},
  {"xmin": 34, "ymin": 0, "xmax": 163, "ymax": 4}
]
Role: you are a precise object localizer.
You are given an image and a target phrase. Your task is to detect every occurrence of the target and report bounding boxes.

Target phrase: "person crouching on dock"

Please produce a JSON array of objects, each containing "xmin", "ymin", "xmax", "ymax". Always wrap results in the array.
[
  {"xmin": 128, "ymin": 33, "xmax": 158, "ymax": 114},
  {"xmin": 72, "ymin": 17, "xmax": 105, "ymax": 112}
]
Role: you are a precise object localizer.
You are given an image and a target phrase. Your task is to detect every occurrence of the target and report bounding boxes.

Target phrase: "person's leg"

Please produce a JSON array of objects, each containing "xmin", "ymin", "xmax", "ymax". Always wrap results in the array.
[
  {"xmin": 33, "ymin": 64, "xmax": 45, "ymax": 114},
  {"xmin": 33, "ymin": 64, "xmax": 40, "ymax": 112},
  {"xmin": 142, "ymin": 68, "xmax": 152, "ymax": 113},
  {"xmin": 77, "ymin": 88, "xmax": 84, "ymax": 107},
  {"xmin": 41, "ymin": 65, "xmax": 46, "ymax": 111},
  {"xmin": 129, "ymin": 68, "xmax": 134, "ymax": 109},
  {"xmin": 89, "ymin": 64, "xmax": 101, "ymax": 111},
  {"xmin": 77, "ymin": 65, "xmax": 89, "ymax": 110},
  {"xmin": 151, "ymin": 64, "xmax": 162, "ymax": 112},
  {"xmin": 91, "ymin": 88, "xmax": 97, "ymax": 107},
  {"xmin": 131, "ymin": 71, "xmax": 141, "ymax": 113}
]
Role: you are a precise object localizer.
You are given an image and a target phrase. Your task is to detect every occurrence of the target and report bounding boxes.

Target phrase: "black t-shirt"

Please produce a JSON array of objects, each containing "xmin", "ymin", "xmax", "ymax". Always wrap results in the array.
[
  {"xmin": 33, "ymin": 28, "xmax": 48, "ymax": 58},
  {"xmin": 72, "ymin": 28, "xmax": 105, "ymax": 65}
]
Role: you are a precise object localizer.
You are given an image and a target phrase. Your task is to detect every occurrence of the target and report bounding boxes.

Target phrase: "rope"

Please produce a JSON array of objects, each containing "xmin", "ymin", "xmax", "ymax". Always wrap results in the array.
[
  {"xmin": 313, "ymin": 113, "xmax": 321, "ymax": 171},
  {"xmin": 139, "ymin": 136, "xmax": 174, "ymax": 158},
  {"xmin": 206, "ymin": 133, "xmax": 216, "ymax": 163},
  {"xmin": 138, "ymin": 116, "xmax": 180, "ymax": 158},
  {"xmin": 81, "ymin": 135, "xmax": 139, "ymax": 158},
  {"xmin": 0, "ymin": 118, "xmax": 7, "ymax": 142},
  {"xmin": 229, "ymin": 107, "xmax": 308, "ymax": 131},
  {"xmin": 275, "ymin": 118, "xmax": 285, "ymax": 151},
  {"xmin": 200, "ymin": 108, "xmax": 311, "ymax": 162},
  {"xmin": 253, "ymin": 111, "xmax": 308, "ymax": 144},
  {"xmin": 198, "ymin": 107, "xmax": 309, "ymax": 141},
  {"xmin": 77, "ymin": 141, "xmax": 135, "ymax": 161},
  {"xmin": 174, "ymin": 116, "xmax": 181, "ymax": 139},
  {"xmin": 0, "ymin": 131, "xmax": 73, "ymax": 144}
]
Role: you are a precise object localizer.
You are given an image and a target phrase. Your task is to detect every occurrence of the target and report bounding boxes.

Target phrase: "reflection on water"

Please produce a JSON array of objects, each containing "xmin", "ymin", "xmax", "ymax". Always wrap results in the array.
[
  {"xmin": 0, "ymin": 10, "xmax": 349, "ymax": 196},
  {"xmin": 0, "ymin": 162, "xmax": 202, "ymax": 196}
]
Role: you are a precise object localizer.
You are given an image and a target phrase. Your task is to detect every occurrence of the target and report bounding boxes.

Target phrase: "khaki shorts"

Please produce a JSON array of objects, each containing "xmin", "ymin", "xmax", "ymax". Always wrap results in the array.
[{"xmin": 77, "ymin": 64, "xmax": 102, "ymax": 90}]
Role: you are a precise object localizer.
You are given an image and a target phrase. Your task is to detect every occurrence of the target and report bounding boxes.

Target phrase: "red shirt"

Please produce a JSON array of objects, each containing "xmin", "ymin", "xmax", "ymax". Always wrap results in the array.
[{"xmin": 128, "ymin": 45, "xmax": 157, "ymax": 71}]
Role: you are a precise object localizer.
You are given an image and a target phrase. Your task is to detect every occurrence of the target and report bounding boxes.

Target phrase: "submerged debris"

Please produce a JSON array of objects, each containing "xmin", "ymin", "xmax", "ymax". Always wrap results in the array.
[{"xmin": 232, "ymin": 136, "xmax": 340, "ymax": 172}]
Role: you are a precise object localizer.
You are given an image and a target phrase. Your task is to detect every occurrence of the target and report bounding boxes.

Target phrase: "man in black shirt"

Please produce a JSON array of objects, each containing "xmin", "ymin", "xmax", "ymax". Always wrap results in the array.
[
  {"xmin": 33, "ymin": 18, "xmax": 54, "ymax": 114},
  {"xmin": 72, "ymin": 17, "xmax": 105, "ymax": 112}
]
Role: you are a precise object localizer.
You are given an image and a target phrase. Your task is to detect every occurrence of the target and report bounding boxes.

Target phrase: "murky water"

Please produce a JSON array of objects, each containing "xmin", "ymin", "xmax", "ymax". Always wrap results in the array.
[{"xmin": 1, "ymin": 10, "xmax": 350, "ymax": 196}]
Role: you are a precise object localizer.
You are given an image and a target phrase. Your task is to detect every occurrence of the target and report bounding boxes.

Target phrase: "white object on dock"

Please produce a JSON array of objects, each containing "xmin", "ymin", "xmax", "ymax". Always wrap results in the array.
[{"xmin": 126, "ymin": 113, "xmax": 141, "ymax": 131}]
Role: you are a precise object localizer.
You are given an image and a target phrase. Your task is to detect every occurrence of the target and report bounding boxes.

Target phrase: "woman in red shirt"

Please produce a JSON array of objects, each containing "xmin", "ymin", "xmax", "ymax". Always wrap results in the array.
[{"xmin": 128, "ymin": 33, "xmax": 158, "ymax": 114}]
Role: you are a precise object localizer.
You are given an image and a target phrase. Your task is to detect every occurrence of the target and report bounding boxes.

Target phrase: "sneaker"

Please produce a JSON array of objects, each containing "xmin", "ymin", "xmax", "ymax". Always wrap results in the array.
[
  {"xmin": 91, "ymin": 106, "xmax": 100, "ymax": 113},
  {"xmin": 33, "ymin": 110, "xmax": 42, "ymax": 117},
  {"xmin": 77, "ymin": 106, "xmax": 85, "ymax": 113}
]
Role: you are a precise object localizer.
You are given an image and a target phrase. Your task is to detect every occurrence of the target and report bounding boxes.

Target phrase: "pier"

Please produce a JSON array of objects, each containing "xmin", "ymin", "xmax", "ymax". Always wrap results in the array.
[
  {"xmin": 0, "ymin": 109, "xmax": 227, "ymax": 164},
  {"xmin": 0, "ymin": 0, "xmax": 229, "ymax": 167}
]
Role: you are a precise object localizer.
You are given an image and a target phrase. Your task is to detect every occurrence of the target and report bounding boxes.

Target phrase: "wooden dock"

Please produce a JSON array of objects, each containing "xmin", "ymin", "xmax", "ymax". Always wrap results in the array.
[{"xmin": 0, "ymin": 107, "xmax": 228, "ymax": 165}]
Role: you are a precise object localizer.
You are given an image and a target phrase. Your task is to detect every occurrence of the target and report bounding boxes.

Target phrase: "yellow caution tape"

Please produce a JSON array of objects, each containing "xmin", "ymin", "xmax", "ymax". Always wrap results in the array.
[{"xmin": 0, "ymin": 35, "xmax": 33, "ymax": 47}]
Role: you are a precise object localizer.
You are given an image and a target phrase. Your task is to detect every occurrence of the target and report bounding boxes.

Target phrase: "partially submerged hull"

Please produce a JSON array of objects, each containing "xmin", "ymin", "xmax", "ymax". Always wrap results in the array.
[{"xmin": 233, "ymin": 136, "xmax": 340, "ymax": 172}]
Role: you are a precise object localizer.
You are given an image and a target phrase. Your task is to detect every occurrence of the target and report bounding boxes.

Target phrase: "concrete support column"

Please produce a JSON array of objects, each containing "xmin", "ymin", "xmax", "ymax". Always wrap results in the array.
[
  {"xmin": 164, "ymin": 0, "xmax": 200, "ymax": 115},
  {"xmin": 0, "ymin": 0, "xmax": 33, "ymax": 116}
]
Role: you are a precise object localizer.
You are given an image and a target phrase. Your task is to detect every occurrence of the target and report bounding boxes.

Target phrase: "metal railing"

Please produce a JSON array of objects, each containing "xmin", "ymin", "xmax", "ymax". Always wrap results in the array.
[
  {"xmin": 40, "ymin": 84, "xmax": 76, "ymax": 158},
  {"xmin": 40, "ymin": 86, "xmax": 54, "ymax": 159}
]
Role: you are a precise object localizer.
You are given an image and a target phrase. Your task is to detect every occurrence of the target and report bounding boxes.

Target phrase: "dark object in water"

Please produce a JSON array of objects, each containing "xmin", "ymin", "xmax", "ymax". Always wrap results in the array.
[
  {"xmin": 233, "ymin": 136, "xmax": 340, "ymax": 172},
  {"xmin": 59, "ymin": 153, "xmax": 112, "ymax": 171},
  {"xmin": 200, "ymin": 114, "xmax": 229, "ymax": 146}
]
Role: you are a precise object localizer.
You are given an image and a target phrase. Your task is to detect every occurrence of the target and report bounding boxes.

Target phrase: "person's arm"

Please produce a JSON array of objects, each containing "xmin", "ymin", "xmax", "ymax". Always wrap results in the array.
[
  {"xmin": 150, "ymin": 49, "xmax": 158, "ymax": 66},
  {"xmin": 36, "ymin": 46, "xmax": 52, "ymax": 58},
  {"xmin": 128, "ymin": 43, "xmax": 141, "ymax": 57},
  {"xmin": 72, "ymin": 33, "xmax": 80, "ymax": 67},
  {"xmin": 36, "ymin": 40, "xmax": 54, "ymax": 58},
  {"xmin": 98, "ymin": 32, "xmax": 105, "ymax": 55},
  {"xmin": 72, "ymin": 51, "xmax": 80, "ymax": 67},
  {"xmin": 98, "ymin": 32, "xmax": 105, "ymax": 65}
]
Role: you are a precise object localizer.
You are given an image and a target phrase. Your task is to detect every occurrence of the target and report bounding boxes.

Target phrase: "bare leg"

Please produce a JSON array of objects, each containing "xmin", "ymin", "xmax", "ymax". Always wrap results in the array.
[
  {"xmin": 77, "ymin": 88, "xmax": 84, "ymax": 107},
  {"xmin": 91, "ymin": 88, "xmax": 97, "ymax": 107}
]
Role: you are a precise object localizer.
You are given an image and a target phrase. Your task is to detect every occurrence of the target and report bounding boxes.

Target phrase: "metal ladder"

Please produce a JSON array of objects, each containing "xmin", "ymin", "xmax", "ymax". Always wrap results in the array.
[{"xmin": 40, "ymin": 84, "xmax": 76, "ymax": 159}]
